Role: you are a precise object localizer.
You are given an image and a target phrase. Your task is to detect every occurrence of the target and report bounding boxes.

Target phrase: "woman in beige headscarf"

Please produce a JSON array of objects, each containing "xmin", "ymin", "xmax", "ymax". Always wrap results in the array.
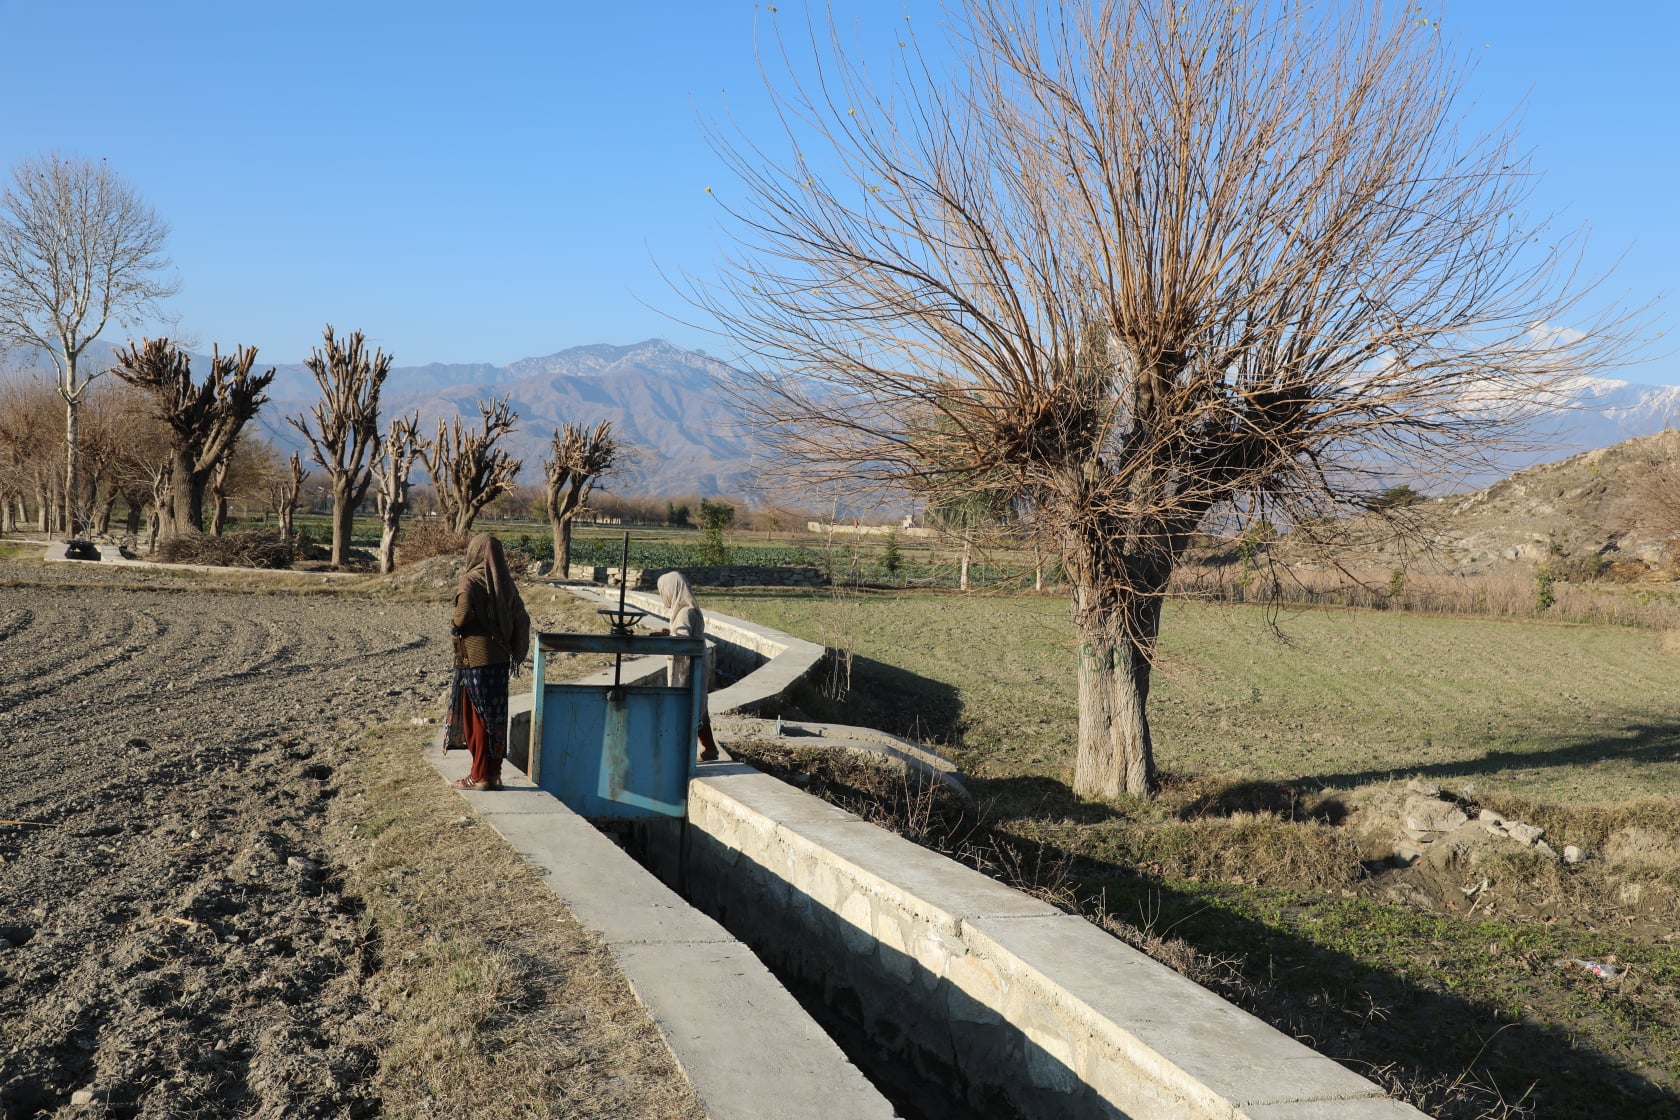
[
  {"xmin": 657, "ymin": 570, "xmax": 720, "ymax": 762},
  {"xmin": 447, "ymin": 534, "xmax": 530, "ymax": 789}
]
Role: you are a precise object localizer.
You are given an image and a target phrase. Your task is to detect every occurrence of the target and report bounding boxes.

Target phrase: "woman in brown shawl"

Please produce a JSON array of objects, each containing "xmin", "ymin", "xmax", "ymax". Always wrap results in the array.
[{"xmin": 447, "ymin": 534, "xmax": 529, "ymax": 789}]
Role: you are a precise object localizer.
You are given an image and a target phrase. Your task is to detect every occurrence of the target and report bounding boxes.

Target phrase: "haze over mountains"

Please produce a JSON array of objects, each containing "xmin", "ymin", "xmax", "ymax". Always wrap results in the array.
[
  {"xmin": 250, "ymin": 340, "xmax": 765, "ymax": 500},
  {"xmin": 7, "ymin": 338, "xmax": 1680, "ymax": 503}
]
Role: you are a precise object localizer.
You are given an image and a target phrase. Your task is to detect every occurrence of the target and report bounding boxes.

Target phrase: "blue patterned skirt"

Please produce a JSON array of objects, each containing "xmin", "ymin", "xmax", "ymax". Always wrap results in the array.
[{"xmin": 455, "ymin": 663, "xmax": 511, "ymax": 758}]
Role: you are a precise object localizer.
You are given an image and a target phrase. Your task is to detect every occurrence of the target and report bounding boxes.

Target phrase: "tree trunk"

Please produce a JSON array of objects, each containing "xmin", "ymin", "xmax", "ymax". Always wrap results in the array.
[
  {"xmin": 1070, "ymin": 589, "xmax": 1162, "ymax": 799},
  {"xmin": 124, "ymin": 501, "xmax": 142, "ymax": 540},
  {"xmin": 331, "ymin": 480, "xmax": 355, "ymax": 568},
  {"xmin": 557, "ymin": 517, "xmax": 574, "ymax": 577},
  {"xmin": 168, "ymin": 449, "xmax": 209, "ymax": 536},
  {"xmin": 0, "ymin": 496, "xmax": 12, "ymax": 533},
  {"xmin": 377, "ymin": 482, "xmax": 405, "ymax": 576},
  {"xmin": 959, "ymin": 534, "xmax": 971, "ymax": 591},
  {"xmin": 378, "ymin": 521, "xmax": 399, "ymax": 574},
  {"xmin": 279, "ymin": 501, "xmax": 295, "ymax": 542},
  {"xmin": 94, "ymin": 493, "xmax": 117, "ymax": 536},
  {"xmin": 64, "ymin": 396, "xmax": 82, "ymax": 536}
]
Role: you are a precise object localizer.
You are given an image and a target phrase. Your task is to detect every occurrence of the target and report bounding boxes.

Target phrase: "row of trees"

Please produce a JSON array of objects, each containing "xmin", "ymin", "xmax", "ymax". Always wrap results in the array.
[
  {"xmin": 0, "ymin": 152, "xmax": 625, "ymax": 570},
  {"xmin": 0, "ymin": 324, "xmax": 623, "ymax": 573}
]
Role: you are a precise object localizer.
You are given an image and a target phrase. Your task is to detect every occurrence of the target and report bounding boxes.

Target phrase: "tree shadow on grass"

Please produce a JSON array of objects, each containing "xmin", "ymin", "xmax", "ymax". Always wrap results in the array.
[
  {"xmin": 1291, "ymin": 719, "xmax": 1680, "ymax": 792},
  {"xmin": 955, "ymin": 781, "xmax": 1680, "ymax": 1120},
  {"xmin": 798, "ymin": 651, "xmax": 967, "ymax": 749}
]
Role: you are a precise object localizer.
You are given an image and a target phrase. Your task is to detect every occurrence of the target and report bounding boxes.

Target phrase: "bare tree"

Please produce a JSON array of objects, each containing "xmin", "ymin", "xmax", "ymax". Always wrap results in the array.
[
  {"xmin": 542, "ymin": 420, "xmax": 619, "ymax": 575},
  {"xmin": 289, "ymin": 326, "xmax": 391, "ymax": 568},
  {"xmin": 698, "ymin": 0, "xmax": 1629, "ymax": 798},
  {"xmin": 371, "ymin": 414, "xmax": 426, "ymax": 574},
  {"xmin": 207, "ymin": 437, "xmax": 282, "ymax": 535},
  {"xmin": 423, "ymin": 395, "xmax": 522, "ymax": 535},
  {"xmin": 0, "ymin": 154, "xmax": 176, "ymax": 535},
  {"xmin": 101, "ymin": 394, "xmax": 174, "ymax": 548},
  {"xmin": 112, "ymin": 338, "xmax": 276, "ymax": 539},
  {"xmin": 0, "ymin": 374, "xmax": 60, "ymax": 533},
  {"xmin": 270, "ymin": 451, "xmax": 308, "ymax": 541},
  {"xmin": 1628, "ymin": 431, "xmax": 1680, "ymax": 566}
]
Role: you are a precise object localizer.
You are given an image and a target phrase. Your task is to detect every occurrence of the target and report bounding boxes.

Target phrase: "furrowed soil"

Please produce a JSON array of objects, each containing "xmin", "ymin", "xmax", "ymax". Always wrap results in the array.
[{"xmin": 0, "ymin": 556, "xmax": 701, "ymax": 1120}]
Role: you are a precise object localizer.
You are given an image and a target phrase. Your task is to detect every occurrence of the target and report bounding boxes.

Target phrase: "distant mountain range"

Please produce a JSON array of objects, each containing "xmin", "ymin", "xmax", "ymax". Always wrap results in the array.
[
  {"xmin": 6, "ymin": 338, "xmax": 1679, "ymax": 503},
  {"xmin": 245, "ymin": 339, "xmax": 766, "ymax": 500}
]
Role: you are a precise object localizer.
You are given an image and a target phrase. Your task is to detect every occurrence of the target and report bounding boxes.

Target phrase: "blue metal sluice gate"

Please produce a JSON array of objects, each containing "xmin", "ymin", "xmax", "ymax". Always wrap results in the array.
[{"xmin": 526, "ymin": 629, "xmax": 706, "ymax": 820}]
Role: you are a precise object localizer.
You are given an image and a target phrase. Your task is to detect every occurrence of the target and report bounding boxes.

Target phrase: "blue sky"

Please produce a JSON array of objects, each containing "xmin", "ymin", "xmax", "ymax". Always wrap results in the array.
[{"xmin": 1, "ymin": 1, "xmax": 1675, "ymax": 382}]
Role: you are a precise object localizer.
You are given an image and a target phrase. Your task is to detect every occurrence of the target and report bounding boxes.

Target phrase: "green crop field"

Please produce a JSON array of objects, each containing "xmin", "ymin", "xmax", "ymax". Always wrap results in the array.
[{"xmin": 708, "ymin": 588, "xmax": 1680, "ymax": 1118}]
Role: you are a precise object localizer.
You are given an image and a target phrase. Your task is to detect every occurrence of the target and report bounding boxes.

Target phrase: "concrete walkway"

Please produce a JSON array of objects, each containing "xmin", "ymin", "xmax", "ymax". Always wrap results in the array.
[{"xmin": 427, "ymin": 743, "xmax": 897, "ymax": 1120}]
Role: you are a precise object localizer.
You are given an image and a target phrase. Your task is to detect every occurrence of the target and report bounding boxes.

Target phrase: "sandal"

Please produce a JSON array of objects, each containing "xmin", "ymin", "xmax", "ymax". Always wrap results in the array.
[
  {"xmin": 450, "ymin": 778, "xmax": 497, "ymax": 790},
  {"xmin": 699, "ymin": 746, "xmax": 720, "ymax": 762}
]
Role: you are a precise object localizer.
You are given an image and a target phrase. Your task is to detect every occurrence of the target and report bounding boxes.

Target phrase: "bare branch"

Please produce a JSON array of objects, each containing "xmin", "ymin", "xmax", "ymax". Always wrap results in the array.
[
  {"xmin": 420, "ymin": 394, "xmax": 523, "ymax": 536},
  {"xmin": 694, "ymin": 0, "xmax": 1640, "ymax": 798}
]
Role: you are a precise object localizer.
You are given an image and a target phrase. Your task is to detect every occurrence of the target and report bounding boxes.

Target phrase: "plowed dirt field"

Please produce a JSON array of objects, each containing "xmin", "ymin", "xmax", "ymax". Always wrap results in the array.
[{"xmin": 0, "ymin": 563, "xmax": 446, "ymax": 1118}]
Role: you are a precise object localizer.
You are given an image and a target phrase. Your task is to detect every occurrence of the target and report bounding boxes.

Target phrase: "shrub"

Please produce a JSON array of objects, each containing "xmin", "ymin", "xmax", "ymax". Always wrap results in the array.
[
  {"xmin": 698, "ymin": 499, "xmax": 735, "ymax": 566},
  {"xmin": 881, "ymin": 531, "xmax": 903, "ymax": 579},
  {"xmin": 1551, "ymin": 552, "xmax": 1609, "ymax": 583}
]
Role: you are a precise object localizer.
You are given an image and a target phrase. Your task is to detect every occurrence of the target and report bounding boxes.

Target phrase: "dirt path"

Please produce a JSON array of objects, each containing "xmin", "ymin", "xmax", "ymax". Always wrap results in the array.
[{"xmin": 0, "ymin": 561, "xmax": 701, "ymax": 1120}]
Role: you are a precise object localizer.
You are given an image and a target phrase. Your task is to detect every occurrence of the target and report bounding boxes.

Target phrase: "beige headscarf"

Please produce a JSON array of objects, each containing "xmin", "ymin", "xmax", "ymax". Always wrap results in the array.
[
  {"xmin": 459, "ymin": 535, "xmax": 526, "ymax": 656},
  {"xmin": 657, "ymin": 570, "xmax": 698, "ymax": 619}
]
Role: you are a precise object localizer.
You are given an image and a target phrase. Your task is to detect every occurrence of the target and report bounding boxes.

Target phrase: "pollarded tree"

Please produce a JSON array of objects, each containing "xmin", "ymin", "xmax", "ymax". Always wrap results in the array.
[
  {"xmin": 542, "ymin": 419, "xmax": 619, "ymax": 575},
  {"xmin": 270, "ymin": 452, "xmax": 309, "ymax": 542},
  {"xmin": 371, "ymin": 414, "xmax": 426, "ymax": 574},
  {"xmin": 423, "ymin": 395, "xmax": 522, "ymax": 535},
  {"xmin": 699, "ymin": 0, "xmax": 1629, "ymax": 798},
  {"xmin": 0, "ymin": 154, "xmax": 176, "ymax": 534},
  {"xmin": 113, "ymin": 338, "xmax": 276, "ymax": 539},
  {"xmin": 289, "ymin": 326, "xmax": 392, "ymax": 568}
]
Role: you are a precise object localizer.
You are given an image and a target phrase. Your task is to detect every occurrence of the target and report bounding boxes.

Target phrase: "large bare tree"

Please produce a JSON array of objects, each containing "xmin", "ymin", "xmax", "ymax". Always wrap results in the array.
[
  {"xmin": 371, "ymin": 414, "xmax": 426, "ymax": 574},
  {"xmin": 112, "ymin": 339, "xmax": 276, "ymax": 539},
  {"xmin": 423, "ymin": 395, "xmax": 522, "ymax": 535},
  {"xmin": 0, "ymin": 154, "xmax": 176, "ymax": 534},
  {"xmin": 699, "ymin": 0, "xmax": 1628, "ymax": 798},
  {"xmin": 289, "ymin": 326, "xmax": 392, "ymax": 568},
  {"xmin": 541, "ymin": 420, "xmax": 619, "ymax": 575}
]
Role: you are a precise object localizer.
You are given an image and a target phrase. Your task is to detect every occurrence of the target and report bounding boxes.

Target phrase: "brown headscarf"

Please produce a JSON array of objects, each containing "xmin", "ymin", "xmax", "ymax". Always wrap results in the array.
[{"xmin": 458, "ymin": 535, "xmax": 526, "ymax": 658}]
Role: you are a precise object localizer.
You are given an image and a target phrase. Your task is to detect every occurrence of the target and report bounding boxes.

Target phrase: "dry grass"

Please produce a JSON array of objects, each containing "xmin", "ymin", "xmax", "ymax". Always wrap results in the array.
[
  {"xmin": 1173, "ymin": 557, "xmax": 1680, "ymax": 630},
  {"xmin": 332, "ymin": 723, "xmax": 704, "ymax": 1120}
]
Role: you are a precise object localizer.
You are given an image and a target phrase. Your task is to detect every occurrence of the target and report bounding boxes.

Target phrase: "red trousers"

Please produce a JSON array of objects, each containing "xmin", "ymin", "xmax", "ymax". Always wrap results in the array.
[{"xmin": 459, "ymin": 690, "xmax": 503, "ymax": 787}]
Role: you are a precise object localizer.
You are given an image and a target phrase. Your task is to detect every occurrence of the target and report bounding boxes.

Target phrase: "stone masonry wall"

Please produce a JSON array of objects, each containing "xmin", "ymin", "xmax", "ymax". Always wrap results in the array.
[{"xmin": 561, "ymin": 564, "xmax": 827, "ymax": 589}]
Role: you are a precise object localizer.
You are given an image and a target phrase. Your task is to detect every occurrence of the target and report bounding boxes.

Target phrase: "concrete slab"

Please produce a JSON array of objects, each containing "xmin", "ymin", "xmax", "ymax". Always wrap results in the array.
[
  {"xmin": 964, "ymin": 914, "xmax": 1402, "ymax": 1112},
  {"xmin": 1243, "ymin": 1099, "xmax": 1429, "ymax": 1120},
  {"xmin": 613, "ymin": 940, "xmax": 897, "ymax": 1120},
  {"xmin": 483, "ymin": 810, "xmax": 734, "ymax": 946},
  {"xmin": 785, "ymin": 817, "xmax": 1063, "ymax": 924},
  {"xmin": 693, "ymin": 767, "xmax": 863, "ymax": 826}
]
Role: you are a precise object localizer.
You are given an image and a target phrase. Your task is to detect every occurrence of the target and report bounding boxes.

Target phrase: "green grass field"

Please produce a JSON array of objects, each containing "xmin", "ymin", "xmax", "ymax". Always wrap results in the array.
[{"xmin": 708, "ymin": 590, "xmax": 1680, "ymax": 803}]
